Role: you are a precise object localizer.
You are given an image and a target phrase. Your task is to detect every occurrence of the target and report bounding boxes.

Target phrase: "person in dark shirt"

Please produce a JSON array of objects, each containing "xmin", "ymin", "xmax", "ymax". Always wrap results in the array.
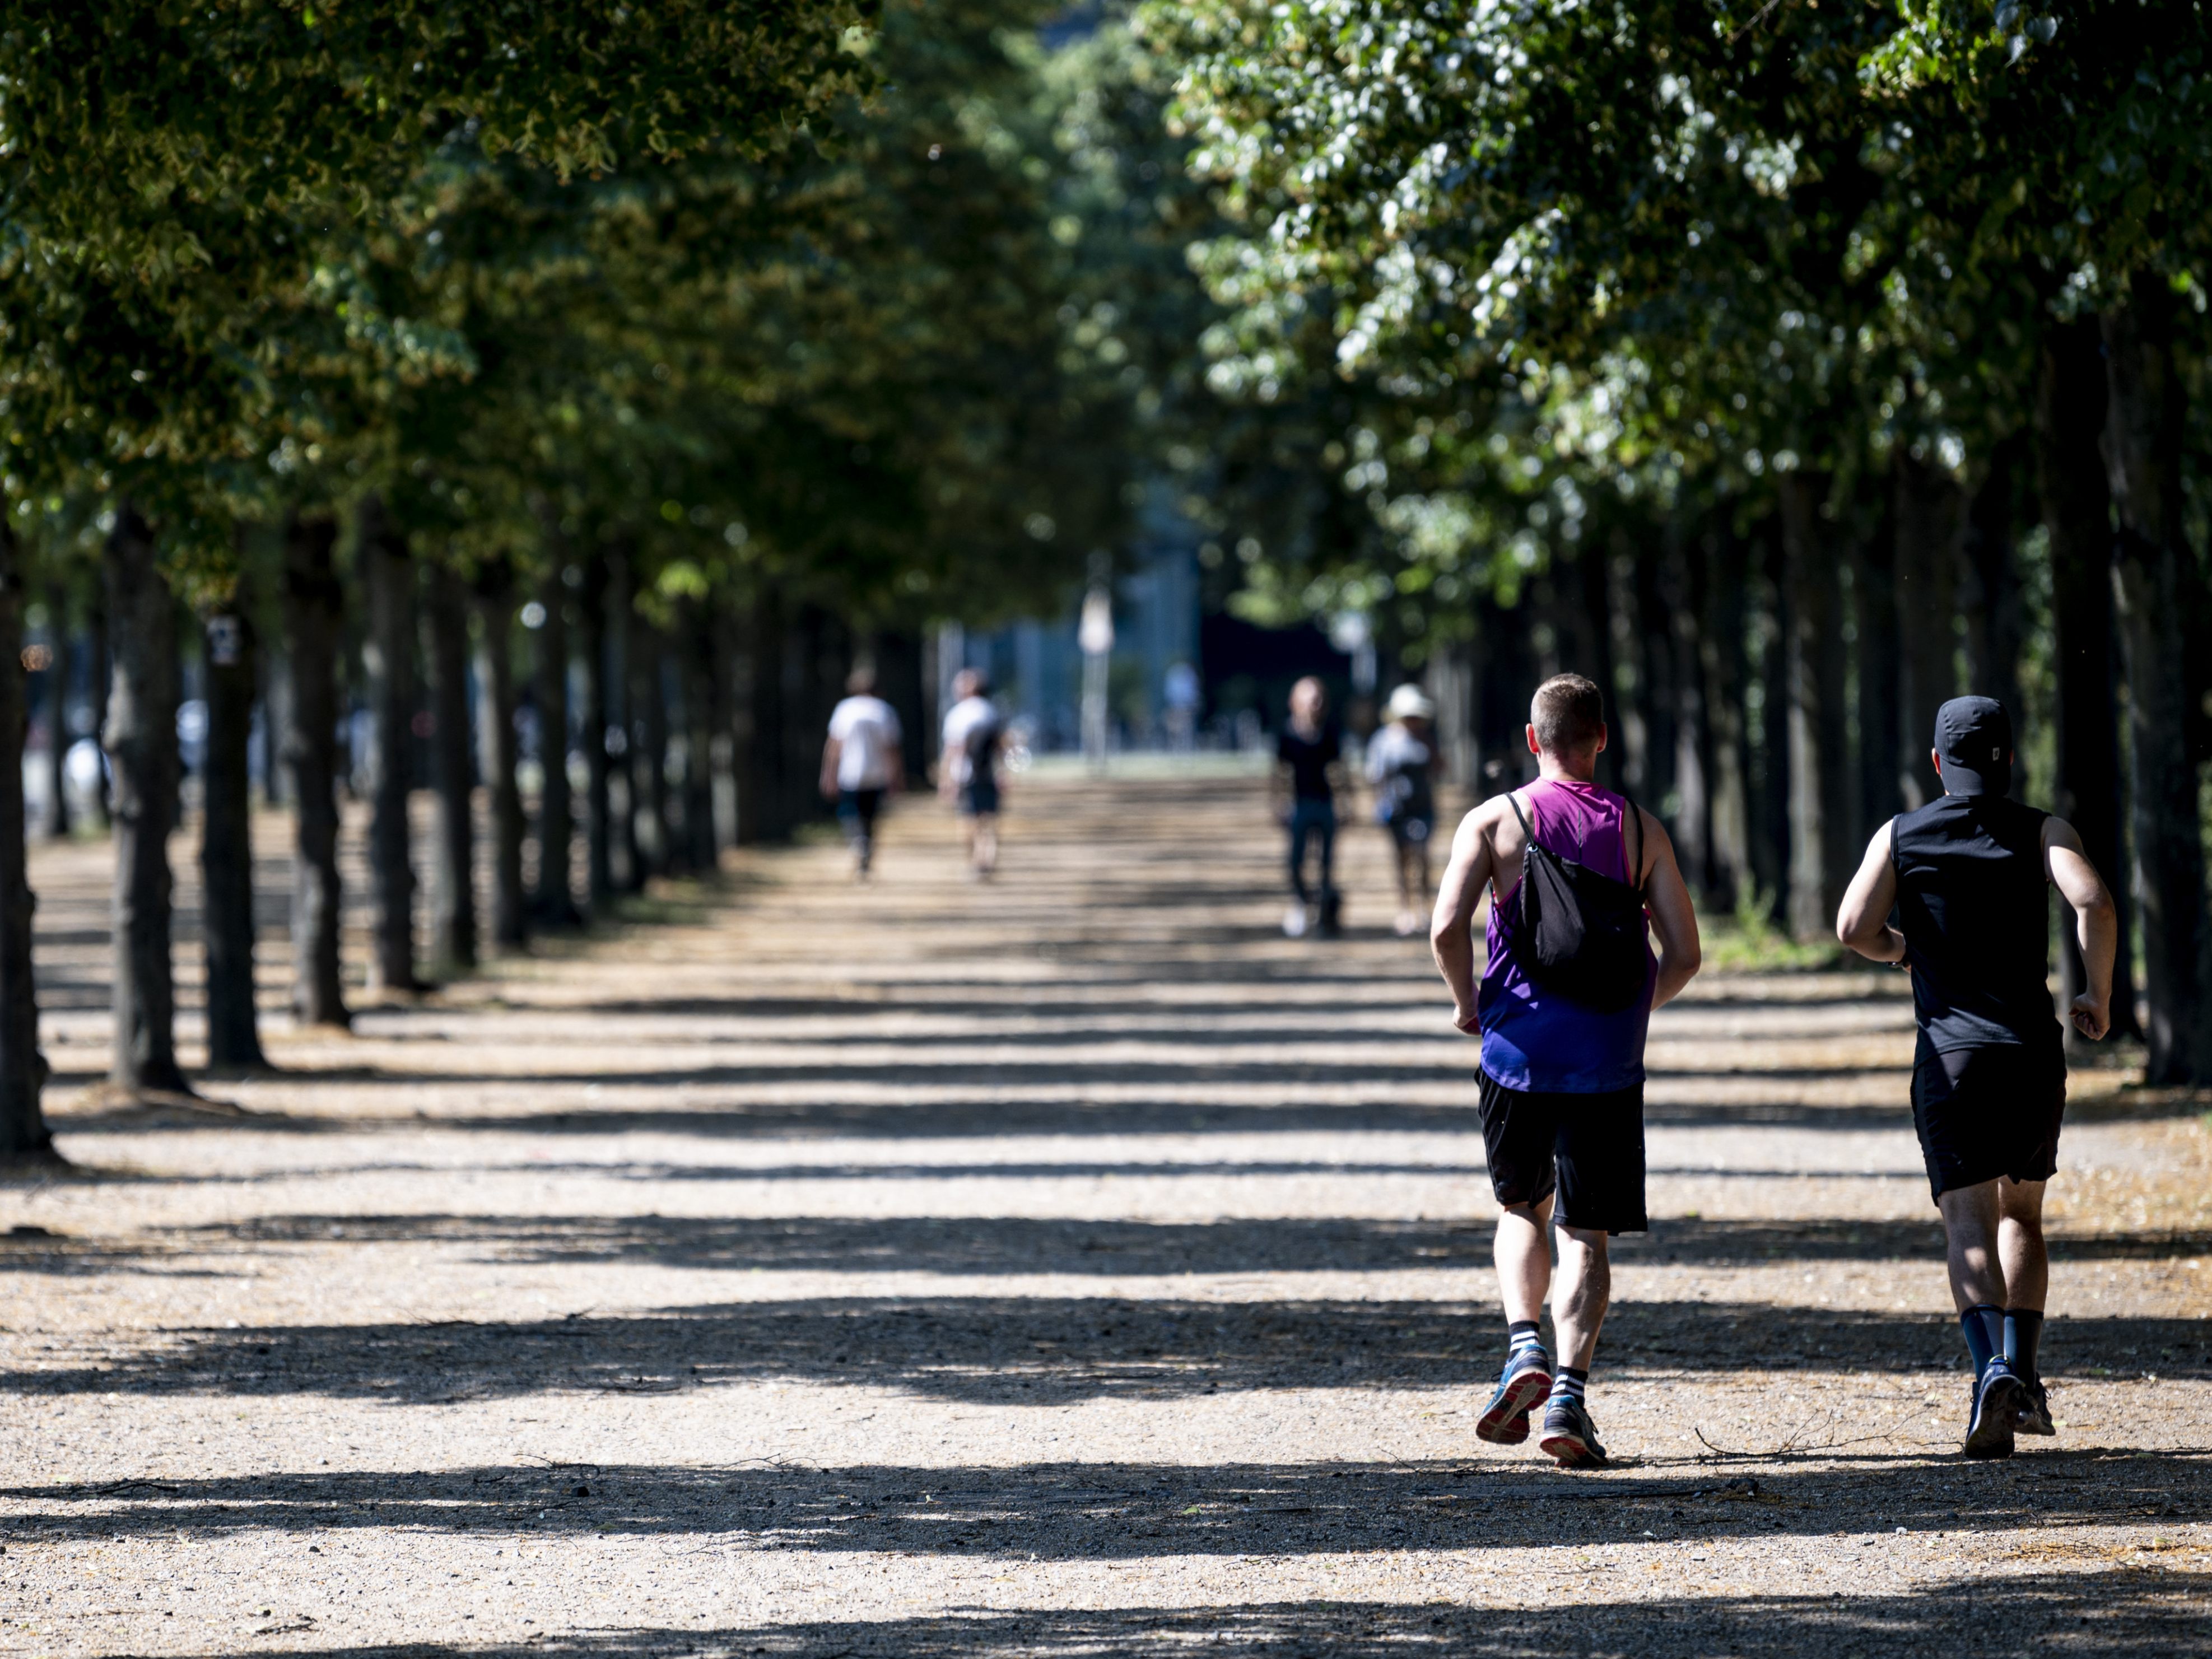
[
  {"xmin": 1838, "ymin": 697, "xmax": 2116, "ymax": 1460},
  {"xmin": 1272, "ymin": 677, "xmax": 1342, "ymax": 937}
]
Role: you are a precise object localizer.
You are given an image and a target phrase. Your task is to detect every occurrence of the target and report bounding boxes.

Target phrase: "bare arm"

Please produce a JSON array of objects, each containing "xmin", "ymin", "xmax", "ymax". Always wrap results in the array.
[
  {"xmin": 818, "ymin": 735, "xmax": 842, "ymax": 801},
  {"xmin": 1638, "ymin": 808, "xmax": 1702, "ymax": 1010},
  {"xmin": 1429, "ymin": 800, "xmax": 1503, "ymax": 1033},
  {"xmin": 1836, "ymin": 823, "xmax": 1904, "ymax": 964},
  {"xmin": 2045, "ymin": 817, "xmax": 2116, "ymax": 1040}
]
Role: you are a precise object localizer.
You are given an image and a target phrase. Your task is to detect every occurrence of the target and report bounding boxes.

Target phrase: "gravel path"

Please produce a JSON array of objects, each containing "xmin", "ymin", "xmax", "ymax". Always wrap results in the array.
[{"xmin": 2, "ymin": 773, "xmax": 2209, "ymax": 1656}]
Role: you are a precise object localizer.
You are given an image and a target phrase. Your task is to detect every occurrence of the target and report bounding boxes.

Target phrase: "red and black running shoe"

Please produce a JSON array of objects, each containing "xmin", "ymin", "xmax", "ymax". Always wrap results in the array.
[{"xmin": 1476, "ymin": 1347, "xmax": 1553, "ymax": 1446}]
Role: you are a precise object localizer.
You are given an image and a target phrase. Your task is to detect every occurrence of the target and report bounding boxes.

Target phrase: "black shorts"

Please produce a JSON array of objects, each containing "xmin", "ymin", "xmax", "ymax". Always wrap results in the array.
[
  {"xmin": 1911, "ymin": 1038, "xmax": 2066, "ymax": 1202},
  {"xmin": 1477, "ymin": 1068, "xmax": 1647, "ymax": 1234},
  {"xmin": 837, "ymin": 787, "xmax": 884, "ymax": 833},
  {"xmin": 959, "ymin": 776, "xmax": 999, "ymax": 817},
  {"xmin": 1386, "ymin": 814, "xmax": 1433, "ymax": 849}
]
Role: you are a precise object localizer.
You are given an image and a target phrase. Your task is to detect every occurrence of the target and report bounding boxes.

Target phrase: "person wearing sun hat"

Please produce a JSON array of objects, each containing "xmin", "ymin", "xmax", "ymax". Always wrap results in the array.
[
  {"xmin": 1836, "ymin": 695, "xmax": 2118, "ymax": 1460},
  {"xmin": 1368, "ymin": 683, "xmax": 1441, "ymax": 936}
]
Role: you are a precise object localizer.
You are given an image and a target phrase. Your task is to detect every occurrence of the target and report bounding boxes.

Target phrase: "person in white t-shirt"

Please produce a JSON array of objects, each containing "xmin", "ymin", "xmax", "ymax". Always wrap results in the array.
[
  {"xmin": 1368, "ymin": 684, "xmax": 1440, "ymax": 935},
  {"xmin": 938, "ymin": 668, "xmax": 1005, "ymax": 878},
  {"xmin": 820, "ymin": 667, "xmax": 904, "ymax": 879}
]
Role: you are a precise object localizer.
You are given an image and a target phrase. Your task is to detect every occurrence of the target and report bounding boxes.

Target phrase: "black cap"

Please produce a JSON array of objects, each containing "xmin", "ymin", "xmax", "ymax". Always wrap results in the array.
[{"xmin": 1934, "ymin": 696, "xmax": 2013, "ymax": 796}]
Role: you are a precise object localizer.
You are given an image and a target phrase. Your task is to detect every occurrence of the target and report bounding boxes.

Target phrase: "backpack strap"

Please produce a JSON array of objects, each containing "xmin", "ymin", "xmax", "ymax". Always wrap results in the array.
[
  {"xmin": 1498, "ymin": 789, "xmax": 1534, "ymax": 903},
  {"xmin": 1505, "ymin": 787, "xmax": 1534, "ymax": 841},
  {"xmin": 1622, "ymin": 793, "xmax": 1646, "ymax": 891}
]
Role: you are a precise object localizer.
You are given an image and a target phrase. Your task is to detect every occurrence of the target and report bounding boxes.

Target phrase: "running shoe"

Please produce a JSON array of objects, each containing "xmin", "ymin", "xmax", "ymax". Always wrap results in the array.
[
  {"xmin": 1475, "ymin": 1346, "xmax": 1553, "ymax": 1445},
  {"xmin": 1538, "ymin": 1394, "xmax": 1607, "ymax": 1469},
  {"xmin": 1282, "ymin": 905, "xmax": 1310, "ymax": 938},
  {"xmin": 2013, "ymin": 1377, "xmax": 2055, "ymax": 1437},
  {"xmin": 1962, "ymin": 1359, "xmax": 2025, "ymax": 1460}
]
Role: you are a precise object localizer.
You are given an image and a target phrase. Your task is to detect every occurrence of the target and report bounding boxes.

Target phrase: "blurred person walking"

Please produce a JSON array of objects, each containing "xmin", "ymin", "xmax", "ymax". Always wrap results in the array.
[
  {"xmin": 1369, "ymin": 684, "xmax": 1440, "ymax": 936},
  {"xmin": 1272, "ymin": 675, "xmax": 1343, "ymax": 937},
  {"xmin": 1431, "ymin": 673, "xmax": 1702, "ymax": 1467},
  {"xmin": 939, "ymin": 668, "xmax": 1005, "ymax": 878},
  {"xmin": 1837, "ymin": 696, "xmax": 2116, "ymax": 1460},
  {"xmin": 820, "ymin": 667, "xmax": 904, "ymax": 880}
]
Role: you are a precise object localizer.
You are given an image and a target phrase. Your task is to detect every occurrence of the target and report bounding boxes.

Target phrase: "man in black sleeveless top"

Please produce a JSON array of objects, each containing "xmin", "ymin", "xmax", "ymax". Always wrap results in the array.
[{"xmin": 1837, "ymin": 697, "xmax": 2116, "ymax": 1460}]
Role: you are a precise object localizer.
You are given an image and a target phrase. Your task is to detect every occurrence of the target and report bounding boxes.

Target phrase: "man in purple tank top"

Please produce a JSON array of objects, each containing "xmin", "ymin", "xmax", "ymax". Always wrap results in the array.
[{"xmin": 1431, "ymin": 674, "xmax": 1703, "ymax": 1467}]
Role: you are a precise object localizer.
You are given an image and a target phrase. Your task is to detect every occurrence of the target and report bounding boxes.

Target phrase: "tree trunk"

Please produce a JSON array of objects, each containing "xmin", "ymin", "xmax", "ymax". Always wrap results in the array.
[
  {"xmin": 281, "ymin": 514, "xmax": 349, "ymax": 1029},
  {"xmin": 606, "ymin": 554, "xmax": 642, "ymax": 893},
  {"xmin": 103, "ymin": 504, "xmax": 189, "ymax": 1096},
  {"xmin": 1562, "ymin": 551, "xmax": 1620, "ymax": 791},
  {"xmin": 259, "ymin": 637, "xmax": 292, "ymax": 807},
  {"xmin": 678, "ymin": 597, "xmax": 719, "ymax": 872},
  {"xmin": 425, "ymin": 560, "xmax": 477, "ymax": 977},
  {"xmin": 1959, "ymin": 436, "xmax": 2028, "ymax": 756},
  {"xmin": 42, "ymin": 576, "xmax": 71, "ymax": 839},
  {"xmin": 804, "ymin": 605, "xmax": 856, "ymax": 822},
  {"xmin": 476, "ymin": 567, "xmax": 527, "ymax": 950},
  {"xmin": 707, "ymin": 595, "xmax": 738, "ymax": 854},
  {"xmin": 2103, "ymin": 290, "xmax": 2209, "ymax": 1083},
  {"xmin": 576, "ymin": 551, "xmax": 616, "ymax": 901},
  {"xmin": 874, "ymin": 625, "xmax": 930, "ymax": 789},
  {"xmin": 1748, "ymin": 518, "xmax": 1792, "ymax": 907},
  {"xmin": 2036, "ymin": 316, "xmax": 2138, "ymax": 1042},
  {"xmin": 737, "ymin": 586, "xmax": 784, "ymax": 844},
  {"xmin": 0, "ymin": 523, "xmax": 51, "ymax": 1158},
  {"xmin": 1603, "ymin": 544, "xmax": 1655, "ymax": 796},
  {"xmin": 428, "ymin": 569, "xmax": 476, "ymax": 963},
  {"xmin": 1699, "ymin": 516, "xmax": 1752, "ymax": 905},
  {"xmin": 1477, "ymin": 590, "xmax": 1538, "ymax": 787},
  {"xmin": 85, "ymin": 585, "xmax": 110, "ymax": 829},
  {"xmin": 630, "ymin": 610, "xmax": 669, "ymax": 882},
  {"xmin": 1893, "ymin": 453, "xmax": 1964, "ymax": 808},
  {"xmin": 1855, "ymin": 491, "xmax": 1903, "ymax": 831},
  {"xmin": 200, "ymin": 583, "xmax": 267, "ymax": 1070},
  {"xmin": 656, "ymin": 619, "xmax": 692, "ymax": 879},
  {"xmin": 358, "ymin": 495, "xmax": 420, "ymax": 996},
  {"xmin": 1778, "ymin": 473, "xmax": 1851, "ymax": 940},
  {"xmin": 1654, "ymin": 526, "xmax": 1706, "ymax": 886},
  {"xmin": 531, "ymin": 558, "xmax": 579, "ymax": 926},
  {"xmin": 1423, "ymin": 639, "xmax": 1478, "ymax": 800}
]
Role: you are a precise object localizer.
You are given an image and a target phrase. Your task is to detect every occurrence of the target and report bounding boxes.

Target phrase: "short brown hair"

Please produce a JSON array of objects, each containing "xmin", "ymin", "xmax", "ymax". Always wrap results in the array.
[{"xmin": 1530, "ymin": 673, "xmax": 1605, "ymax": 755}]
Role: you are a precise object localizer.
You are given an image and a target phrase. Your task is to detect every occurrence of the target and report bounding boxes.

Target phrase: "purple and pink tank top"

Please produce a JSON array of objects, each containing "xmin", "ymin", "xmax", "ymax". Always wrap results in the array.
[{"xmin": 1478, "ymin": 777, "xmax": 1656, "ymax": 1094}]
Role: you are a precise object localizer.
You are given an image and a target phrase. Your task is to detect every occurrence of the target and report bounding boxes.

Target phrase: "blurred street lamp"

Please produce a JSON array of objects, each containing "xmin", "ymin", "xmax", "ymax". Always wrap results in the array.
[
  {"xmin": 1079, "ymin": 585, "xmax": 1114, "ymax": 774},
  {"xmin": 1329, "ymin": 610, "xmax": 1377, "ymax": 695}
]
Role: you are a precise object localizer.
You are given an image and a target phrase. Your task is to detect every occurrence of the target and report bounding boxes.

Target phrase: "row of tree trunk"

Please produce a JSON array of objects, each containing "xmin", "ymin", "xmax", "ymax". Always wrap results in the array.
[
  {"xmin": 1428, "ymin": 289, "xmax": 2212, "ymax": 1082},
  {"xmin": 0, "ymin": 502, "xmax": 929, "ymax": 1162}
]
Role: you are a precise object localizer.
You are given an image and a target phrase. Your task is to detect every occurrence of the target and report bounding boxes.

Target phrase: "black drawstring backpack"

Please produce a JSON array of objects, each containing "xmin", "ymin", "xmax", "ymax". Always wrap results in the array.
[{"xmin": 1504, "ymin": 790, "xmax": 1649, "ymax": 1012}]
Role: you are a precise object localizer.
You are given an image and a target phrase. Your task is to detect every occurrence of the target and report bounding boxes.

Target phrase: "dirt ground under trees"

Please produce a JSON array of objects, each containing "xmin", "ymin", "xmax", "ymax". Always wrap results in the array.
[{"xmin": 2, "ymin": 772, "xmax": 2209, "ymax": 1656}]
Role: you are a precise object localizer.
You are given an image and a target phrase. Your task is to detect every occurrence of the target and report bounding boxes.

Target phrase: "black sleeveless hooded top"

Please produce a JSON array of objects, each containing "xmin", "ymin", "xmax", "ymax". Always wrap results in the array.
[{"xmin": 1890, "ymin": 792, "xmax": 2058, "ymax": 1054}]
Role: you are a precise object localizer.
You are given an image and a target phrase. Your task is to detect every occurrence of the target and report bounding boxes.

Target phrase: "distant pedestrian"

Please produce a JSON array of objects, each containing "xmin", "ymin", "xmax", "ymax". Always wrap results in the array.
[
  {"xmin": 939, "ymin": 668, "xmax": 1005, "ymax": 878},
  {"xmin": 1837, "ymin": 696, "xmax": 2116, "ymax": 1460},
  {"xmin": 1272, "ymin": 676, "xmax": 1343, "ymax": 937},
  {"xmin": 1368, "ymin": 684, "xmax": 1439, "ymax": 936},
  {"xmin": 820, "ymin": 667, "xmax": 904, "ymax": 880},
  {"xmin": 1431, "ymin": 673, "xmax": 1702, "ymax": 1468}
]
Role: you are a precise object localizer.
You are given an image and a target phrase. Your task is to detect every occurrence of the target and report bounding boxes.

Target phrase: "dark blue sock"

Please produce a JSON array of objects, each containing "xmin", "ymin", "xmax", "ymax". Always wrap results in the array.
[
  {"xmin": 2004, "ymin": 1308, "xmax": 2044, "ymax": 1384},
  {"xmin": 1507, "ymin": 1319, "xmax": 1544, "ymax": 1357},
  {"xmin": 1960, "ymin": 1303, "xmax": 2004, "ymax": 1374}
]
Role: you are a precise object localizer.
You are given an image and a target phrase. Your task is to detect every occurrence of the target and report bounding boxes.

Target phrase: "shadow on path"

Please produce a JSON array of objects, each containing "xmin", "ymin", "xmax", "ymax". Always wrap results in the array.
[
  {"xmin": 7, "ymin": 1298, "xmax": 2207, "ymax": 1401},
  {"xmin": 13, "ymin": 1453, "xmax": 2210, "ymax": 1558},
  {"xmin": 12, "ymin": 1213, "xmax": 2205, "ymax": 1279}
]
